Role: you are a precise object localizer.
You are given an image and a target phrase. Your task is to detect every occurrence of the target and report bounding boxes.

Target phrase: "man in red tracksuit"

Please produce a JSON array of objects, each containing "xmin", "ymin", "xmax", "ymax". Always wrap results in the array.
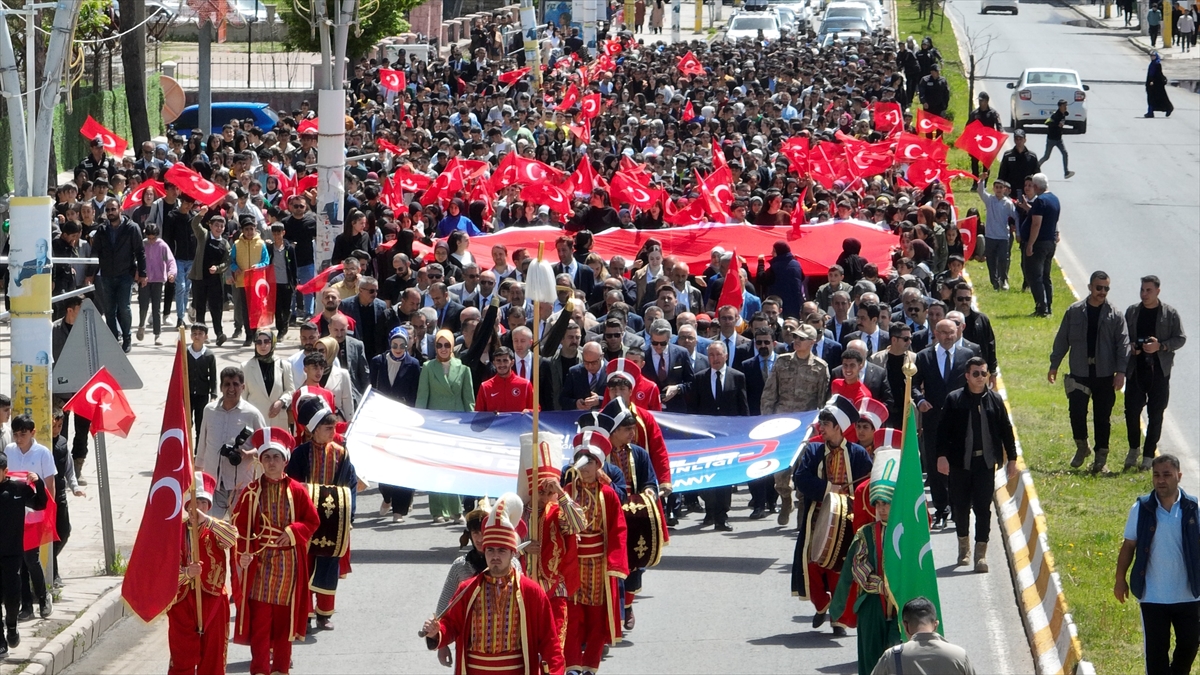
[
  {"xmin": 168, "ymin": 471, "xmax": 238, "ymax": 675},
  {"xmin": 475, "ymin": 347, "xmax": 534, "ymax": 412}
]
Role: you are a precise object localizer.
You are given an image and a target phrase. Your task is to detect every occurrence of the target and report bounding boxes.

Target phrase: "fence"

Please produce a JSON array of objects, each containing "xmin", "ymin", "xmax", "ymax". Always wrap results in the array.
[{"xmin": 172, "ymin": 52, "xmax": 316, "ymax": 91}]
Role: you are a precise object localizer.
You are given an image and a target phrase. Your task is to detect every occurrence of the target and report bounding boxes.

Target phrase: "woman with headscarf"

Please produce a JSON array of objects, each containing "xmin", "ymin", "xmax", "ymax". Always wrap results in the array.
[
  {"xmin": 435, "ymin": 198, "xmax": 482, "ymax": 237},
  {"xmin": 466, "ymin": 200, "xmax": 489, "ymax": 233},
  {"xmin": 370, "ymin": 327, "xmax": 423, "ymax": 522},
  {"xmin": 836, "ymin": 237, "xmax": 868, "ymax": 287},
  {"xmin": 416, "ymin": 329, "xmax": 475, "ymax": 524},
  {"xmin": 317, "ymin": 336, "xmax": 356, "ymax": 419},
  {"xmin": 1144, "ymin": 52, "xmax": 1174, "ymax": 118},
  {"xmin": 241, "ymin": 329, "xmax": 295, "ymax": 428},
  {"xmin": 756, "ymin": 240, "xmax": 807, "ymax": 318}
]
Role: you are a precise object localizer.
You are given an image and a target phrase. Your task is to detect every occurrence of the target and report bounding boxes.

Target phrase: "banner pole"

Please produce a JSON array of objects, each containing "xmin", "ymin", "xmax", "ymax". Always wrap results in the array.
[
  {"xmin": 180, "ymin": 328, "xmax": 203, "ymax": 634},
  {"xmin": 528, "ymin": 241, "xmax": 546, "ymax": 584}
]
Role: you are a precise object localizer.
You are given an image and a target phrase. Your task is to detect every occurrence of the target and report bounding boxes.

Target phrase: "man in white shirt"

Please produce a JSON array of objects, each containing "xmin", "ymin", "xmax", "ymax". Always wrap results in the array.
[
  {"xmin": 5, "ymin": 414, "xmax": 57, "ymax": 619},
  {"xmin": 196, "ymin": 367, "xmax": 265, "ymax": 517}
]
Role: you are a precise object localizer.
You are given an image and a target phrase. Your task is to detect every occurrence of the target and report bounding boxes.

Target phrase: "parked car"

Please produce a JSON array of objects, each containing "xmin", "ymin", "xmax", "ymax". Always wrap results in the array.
[
  {"xmin": 817, "ymin": 16, "xmax": 872, "ymax": 39},
  {"xmin": 822, "ymin": 2, "xmax": 877, "ymax": 30},
  {"xmin": 171, "ymin": 102, "xmax": 281, "ymax": 134},
  {"xmin": 724, "ymin": 11, "xmax": 783, "ymax": 41},
  {"xmin": 1008, "ymin": 68, "xmax": 1089, "ymax": 133},
  {"xmin": 982, "ymin": 0, "xmax": 1019, "ymax": 13}
]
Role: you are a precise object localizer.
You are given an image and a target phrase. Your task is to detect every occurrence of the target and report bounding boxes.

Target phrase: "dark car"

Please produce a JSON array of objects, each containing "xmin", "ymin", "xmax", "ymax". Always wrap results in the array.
[{"xmin": 171, "ymin": 102, "xmax": 280, "ymax": 134}]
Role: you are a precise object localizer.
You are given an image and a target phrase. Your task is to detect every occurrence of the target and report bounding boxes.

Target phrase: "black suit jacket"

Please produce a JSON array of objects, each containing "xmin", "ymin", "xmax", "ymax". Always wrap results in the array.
[
  {"xmin": 553, "ymin": 261, "xmax": 596, "ymax": 301},
  {"xmin": 433, "ymin": 300, "xmax": 465, "ymax": 333},
  {"xmin": 642, "ymin": 344, "xmax": 694, "ymax": 413},
  {"xmin": 842, "ymin": 328, "xmax": 888, "ymax": 353},
  {"xmin": 826, "ymin": 317, "xmax": 857, "ymax": 345},
  {"xmin": 830, "ymin": 362, "xmax": 895, "ymax": 411},
  {"xmin": 911, "ymin": 327, "xmax": 932, "ymax": 353},
  {"xmin": 740, "ymin": 354, "xmax": 774, "ymax": 415},
  {"xmin": 339, "ymin": 297, "xmax": 397, "ymax": 359},
  {"xmin": 813, "ymin": 337, "xmax": 843, "ymax": 366},
  {"xmin": 711, "ymin": 333, "xmax": 754, "ymax": 368},
  {"xmin": 368, "ymin": 352, "xmax": 421, "ymax": 406},
  {"xmin": 688, "ymin": 367, "xmax": 750, "ymax": 417},
  {"xmin": 560, "ymin": 362, "xmax": 607, "ymax": 411},
  {"xmin": 912, "ymin": 344, "xmax": 977, "ymax": 410}
]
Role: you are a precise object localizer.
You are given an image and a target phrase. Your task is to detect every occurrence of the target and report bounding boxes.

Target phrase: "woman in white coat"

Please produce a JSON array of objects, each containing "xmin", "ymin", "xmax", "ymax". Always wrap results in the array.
[
  {"xmin": 316, "ymin": 336, "xmax": 355, "ymax": 419},
  {"xmin": 241, "ymin": 329, "xmax": 295, "ymax": 427}
]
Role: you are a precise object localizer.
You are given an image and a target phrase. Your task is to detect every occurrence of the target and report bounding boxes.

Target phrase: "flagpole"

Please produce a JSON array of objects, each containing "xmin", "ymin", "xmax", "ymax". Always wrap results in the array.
[
  {"xmin": 179, "ymin": 327, "xmax": 204, "ymax": 634},
  {"xmin": 528, "ymin": 241, "xmax": 545, "ymax": 584}
]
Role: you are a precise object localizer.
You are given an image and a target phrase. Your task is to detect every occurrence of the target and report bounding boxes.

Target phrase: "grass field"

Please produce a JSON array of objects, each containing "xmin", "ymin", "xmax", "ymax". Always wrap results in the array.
[{"xmin": 894, "ymin": 0, "xmax": 1155, "ymax": 670}]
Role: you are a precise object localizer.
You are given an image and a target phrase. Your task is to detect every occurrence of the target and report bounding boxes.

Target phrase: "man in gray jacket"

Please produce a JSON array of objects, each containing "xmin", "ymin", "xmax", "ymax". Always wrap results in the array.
[
  {"xmin": 1123, "ymin": 275, "xmax": 1186, "ymax": 471},
  {"xmin": 1048, "ymin": 270, "xmax": 1130, "ymax": 473}
]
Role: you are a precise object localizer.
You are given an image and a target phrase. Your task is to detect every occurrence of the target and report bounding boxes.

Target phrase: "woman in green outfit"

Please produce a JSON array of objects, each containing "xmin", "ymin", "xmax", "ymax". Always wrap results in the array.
[{"xmin": 416, "ymin": 328, "xmax": 476, "ymax": 523}]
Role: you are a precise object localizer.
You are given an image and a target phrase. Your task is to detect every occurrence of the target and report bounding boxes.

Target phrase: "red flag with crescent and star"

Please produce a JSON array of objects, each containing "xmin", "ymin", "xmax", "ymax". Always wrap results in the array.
[
  {"xmin": 245, "ymin": 265, "xmax": 275, "ymax": 331},
  {"xmin": 9, "ymin": 471, "xmax": 57, "ymax": 550},
  {"xmin": 954, "ymin": 121, "xmax": 1009, "ymax": 168},
  {"xmin": 62, "ymin": 367, "xmax": 136, "ymax": 438},
  {"xmin": 122, "ymin": 179, "xmax": 166, "ymax": 210},
  {"xmin": 677, "ymin": 51, "xmax": 706, "ymax": 77},
  {"xmin": 164, "ymin": 163, "xmax": 226, "ymax": 207},
  {"xmin": 378, "ymin": 68, "xmax": 406, "ymax": 92},
  {"xmin": 122, "ymin": 340, "xmax": 192, "ymax": 622},
  {"xmin": 79, "ymin": 115, "xmax": 128, "ymax": 158},
  {"xmin": 915, "ymin": 109, "xmax": 954, "ymax": 136},
  {"xmin": 717, "ymin": 250, "xmax": 744, "ymax": 314}
]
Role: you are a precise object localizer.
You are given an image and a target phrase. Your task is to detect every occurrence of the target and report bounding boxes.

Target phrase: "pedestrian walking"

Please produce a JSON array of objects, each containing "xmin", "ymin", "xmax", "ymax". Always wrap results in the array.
[
  {"xmin": 1114, "ymin": 454, "xmax": 1200, "ymax": 675},
  {"xmin": 1178, "ymin": 9, "xmax": 1196, "ymax": 50},
  {"xmin": 1019, "ymin": 173, "xmax": 1060, "ymax": 317},
  {"xmin": 1123, "ymin": 275, "xmax": 1186, "ymax": 471},
  {"xmin": 871, "ymin": 597, "xmax": 976, "ymax": 674},
  {"xmin": 1038, "ymin": 100, "xmax": 1075, "ymax": 179},
  {"xmin": 1148, "ymin": 4, "xmax": 1163, "ymax": 46},
  {"xmin": 1048, "ymin": 271, "xmax": 1131, "ymax": 473},
  {"xmin": 137, "ymin": 223, "xmax": 176, "ymax": 346},
  {"xmin": 1145, "ymin": 52, "xmax": 1175, "ymax": 117},
  {"xmin": 976, "ymin": 171, "xmax": 1017, "ymax": 291}
]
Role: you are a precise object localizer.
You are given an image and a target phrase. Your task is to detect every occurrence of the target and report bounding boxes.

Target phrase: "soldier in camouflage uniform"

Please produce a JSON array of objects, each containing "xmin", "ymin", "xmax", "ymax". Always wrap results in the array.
[{"xmin": 761, "ymin": 324, "xmax": 831, "ymax": 526}]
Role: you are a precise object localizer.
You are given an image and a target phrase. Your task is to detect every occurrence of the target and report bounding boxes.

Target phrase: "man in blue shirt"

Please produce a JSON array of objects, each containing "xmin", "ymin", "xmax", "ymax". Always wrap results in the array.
[
  {"xmin": 1022, "ymin": 173, "xmax": 1060, "ymax": 317},
  {"xmin": 1115, "ymin": 454, "xmax": 1200, "ymax": 675}
]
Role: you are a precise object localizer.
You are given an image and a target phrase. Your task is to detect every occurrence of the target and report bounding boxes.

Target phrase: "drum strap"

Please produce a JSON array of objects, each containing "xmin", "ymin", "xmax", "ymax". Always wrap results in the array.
[{"xmin": 892, "ymin": 645, "xmax": 904, "ymax": 674}]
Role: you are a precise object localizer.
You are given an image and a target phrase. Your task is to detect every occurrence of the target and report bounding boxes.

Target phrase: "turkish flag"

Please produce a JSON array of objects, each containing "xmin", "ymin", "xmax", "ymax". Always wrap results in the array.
[
  {"xmin": 296, "ymin": 173, "xmax": 318, "ymax": 194},
  {"xmin": 610, "ymin": 172, "xmax": 661, "ymax": 209},
  {"xmin": 7, "ymin": 472, "xmax": 58, "ymax": 550},
  {"xmin": 266, "ymin": 162, "xmax": 295, "ymax": 201},
  {"xmin": 164, "ymin": 163, "xmax": 226, "ymax": 207},
  {"xmin": 844, "ymin": 147, "xmax": 894, "ymax": 179},
  {"xmin": 894, "ymin": 132, "xmax": 948, "ymax": 163},
  {"xmin": 780, "ymin": 137, "xmax": 810, "ymax": 174},
  {"xmin": 498, "ymin": 66, "xmax": 531, "ymax": 87},
  {"xmin": 905, "ymin": 158, "xmax": 949, "ymax": 189},
  {"xmin": 62, "ymin": 367, "xmax": 136, "ymax": 438},
  {"xmin": 79, "ymin": 115, "xmax": 128, "ymax": 157},
  {"xmin": 677, "ymin": 51, "xmax": 706, "ymax": 77},
  {"xmin": 122, "ymin": 340, "xmax": 192, "ymax": 622},
  {"xmin": 297, "ymin": 117, "xmax": 319, "ymax": 134},
  {"xmin": 695, "ymin": 170, "xmax": 729, "ymax": 222},
  {"xmin": 568, "ymin": 118, "xmax": 591, "ymax": 144},
  {"xmin": 682, "ymin": 100, "xmax": 696, "ymax": 122},
  {"xmin": 378, "ymin": 68, "xmax": 406, "ymax": 92},
  {"xmin": 791, "ymin": 186, "xmax": 808, "ymax": 233},
  {"xmin": 916, "ymin": 109, "xmax": 954, "ymax": 135},
  {"xmin": 579, "ymin": 93, "xmax": 602, "ymax": 120},
  {"xmin": 662, "ymin": 194, "xmax": 706, "ymax": 226},
  {"xmin": 872, "ymin": 102, "xmax": 904, "ymax": 135},
  {"xmin": 420, "ymin": 161, "xmax": 465, "ymax": 207},
  {"xmin": 558, "ymin": 84, "xmax": 581, "ymax": 111},
  {"xmin": 712, "ymin": 138, "xmax": 729, "ymax": 173},
  {"xmin": 375, "ymin": 138, "xmax": 404, "ymax": 156},
  {"xmin": 520, "ymin": 182, "xmax": 574, "ymax": 220},
  {"xmin": 245, "ymin": 265, "xmax": 275, "ymax": 331},
  {"xmin": 296, "ymin": 263, "xmax": 343, "ymax": 295},
  {"xmin": 512, "ymin": 156, "xmax": 565, "ymax": 185},
  {"xmin": 394, "ymin": 166, "xmax": 432, "ymax": 193},
  {"xmin": 604, "ymin": 39, "xmax": 623, "ymax": 57},
  {"xmin": 954, "ymin": 121, "xmax": 1009, "ymax": 167},
  {"xmin": 567, "ymin": 155, "xmax": 609, "ymax": 196},
  {"xmin": 619, "ymin": 155, "xmax": 650, "ymax": 180},
  {"xmin": 122, "ymin": 179, "xmax": 165, "ymax": 210},
  {"xmin": 957, "ymin": 215, "xmax": 979, "ymax": 259},
  {"xmin": 716, "ymin": 251, "xmax": 744, "ymax": 314}
]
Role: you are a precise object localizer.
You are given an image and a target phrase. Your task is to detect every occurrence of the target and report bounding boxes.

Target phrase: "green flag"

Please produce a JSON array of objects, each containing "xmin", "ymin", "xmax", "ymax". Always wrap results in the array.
[{"xmin": 884, "ymin": 404, "xmax": 943, "ymax": 636}]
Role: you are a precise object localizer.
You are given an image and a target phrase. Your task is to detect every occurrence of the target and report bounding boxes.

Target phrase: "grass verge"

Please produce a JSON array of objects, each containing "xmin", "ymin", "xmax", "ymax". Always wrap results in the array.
[{"xmin": 897, "ymin": 0, "xmax": 1149, "ymax": 671}]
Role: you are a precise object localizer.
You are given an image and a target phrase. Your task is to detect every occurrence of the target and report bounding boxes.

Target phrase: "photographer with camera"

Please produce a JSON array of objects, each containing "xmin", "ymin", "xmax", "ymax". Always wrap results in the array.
[{"xmin": 197, "ymin": 367, "xmax": 266, "ymax": 517}]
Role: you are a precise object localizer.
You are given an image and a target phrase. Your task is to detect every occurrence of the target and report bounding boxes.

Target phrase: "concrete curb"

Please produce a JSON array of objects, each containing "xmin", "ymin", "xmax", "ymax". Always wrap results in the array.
[{"xmin": 22, "ymin": 582, "xmax": 128, "ymax": 675}]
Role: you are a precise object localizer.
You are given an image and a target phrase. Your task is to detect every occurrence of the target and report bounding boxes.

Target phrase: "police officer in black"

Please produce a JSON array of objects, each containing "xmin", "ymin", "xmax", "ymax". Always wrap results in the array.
[
  {"xmin": 73, "ymin": 136, "xmax": 117, "ymax": 183},
  {"xmin": 967, "ymin": 92, "xmax": 1004, "ymax": 187},
  {"xmin": 997, "ymin": 129, "xmax": 1040, "ymax": 192}
]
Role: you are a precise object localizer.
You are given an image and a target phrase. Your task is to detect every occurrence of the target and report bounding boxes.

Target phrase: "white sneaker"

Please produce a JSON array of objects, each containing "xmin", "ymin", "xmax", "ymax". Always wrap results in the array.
[
  {"xmin": 392, "ymin": 514, "xmax": 405, "ymax": 523},
  {"xmin": 378, "ymin": 501, "xmax": 390, "ymax": 516}
]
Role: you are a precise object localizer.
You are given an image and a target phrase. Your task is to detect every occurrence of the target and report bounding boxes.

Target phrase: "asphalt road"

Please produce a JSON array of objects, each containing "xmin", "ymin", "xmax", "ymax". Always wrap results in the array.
[
  {"xmin": 64, "ymin": 489, "xmax": 1033, "ymax": 675},
  {"xmin": 946, "ymin": 0, "xmax": 1200, "ymax": 491}
]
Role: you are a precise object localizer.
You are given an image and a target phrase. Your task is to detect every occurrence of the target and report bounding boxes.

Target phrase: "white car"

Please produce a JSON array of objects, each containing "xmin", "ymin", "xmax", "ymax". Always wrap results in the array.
[
  {"xmin": 724, "ymin": 12, "xmax": 783, "ymax": 41},
  {"xmin": 982, "ymin": 0, "xmax": 1018, "ymax": 13},
  {"xmin": 1007, "ymin": 68, "xmax": 1090, "ymax": 134},
  {"xmin": 773, "ymin": 5, "xmax": 799, "ymax": 33},
  {"xmin": 823, "ymin": 2, "xmax": 878, "ymax": 31}
]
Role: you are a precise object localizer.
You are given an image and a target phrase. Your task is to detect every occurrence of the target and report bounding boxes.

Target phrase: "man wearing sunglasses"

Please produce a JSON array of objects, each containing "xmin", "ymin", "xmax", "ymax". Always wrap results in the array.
[
  {"xmin": 1049, "ymin": 271, "xmax": 1131, "ymax": 474},
  {"xmin": 937, "ymin": 356, "xmax": 1018, "ymax": 574}
]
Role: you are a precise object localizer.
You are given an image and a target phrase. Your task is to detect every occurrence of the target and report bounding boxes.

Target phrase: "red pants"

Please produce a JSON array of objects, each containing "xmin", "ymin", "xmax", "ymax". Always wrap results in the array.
[
  {"xmin": 167, "ymin": 591, "xmax": 230, "ymax": 675},
  {"xmin": 248, "ymin": 599, "xmax": 292, "ymax": 675},
  {"xmin": 549, "ymin": 596, "xmax": 569, "ymax": 649},
  {"xmin": 313, "ymin": 591, "xmax": 335, "ymax": 616},
  {"xmin": 565, "ymin": 601, "xmax": 609, "ymax": 671},
  {"xmin": 624, "ymin": 590, "xmax": 635, "ymax": 609},
  {"xmin": 807, "ymin": 562, "xmax": 854, "ymax": 626}
]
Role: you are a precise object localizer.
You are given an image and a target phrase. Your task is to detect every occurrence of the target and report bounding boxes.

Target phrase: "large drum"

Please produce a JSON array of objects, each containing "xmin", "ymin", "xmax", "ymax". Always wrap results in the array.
[
  {"xmin": 308, "ymin": 484, "xmax": 352, "ymax": 558},
  {"xmin": 809, "ymin": 491, "xmax": 853, "ymax": 570},
  {"xmin": 622, "ymin": 489, "xmax": 667, "ymax": 569}
]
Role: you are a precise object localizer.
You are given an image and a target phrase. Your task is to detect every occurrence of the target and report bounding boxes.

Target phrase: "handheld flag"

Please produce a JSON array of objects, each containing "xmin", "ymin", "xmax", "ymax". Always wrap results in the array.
[
  {"xmin": 378, "ymin": 68, "xmax": 406, "ymax": 92},
  {"xmin": 80, "ymin": 116, "xmax": 128, "ymax": 157},
  {"xmin": 915, "ymin": 109, "xmax": 954, "ymax": 136},
  {"xmin": 164, "ymin": 163, "xmax": 227, "ymax": 207},
  {"xmin": 677, "ymin": 51, "xmax": 706, "ymax": 77},
  {"xmin": 245, "ymin": 265, "xmax": 276, "ymax": 331},
  {"xmin": 123, "ymin": 179, "xmax": 166, "ymax": 210},
  {"xmin": 296, "ymin": 263, "xmax": 344, "ymax": 296},
  {"xmin": 954, "ymin": 121, "xmax": 1009, "ymax": 168},
  {"xmin": 62, "ymin": 367, "xmax": 136, "ymax": 437},
  {"xmin": 716, "ymin": 251, "xmax": 744, "ymax": 314}
]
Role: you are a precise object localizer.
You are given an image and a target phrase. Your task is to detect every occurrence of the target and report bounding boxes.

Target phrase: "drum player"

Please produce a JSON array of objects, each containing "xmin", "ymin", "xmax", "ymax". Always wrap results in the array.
[{"xmin": 790, "ymin": 395, "xmax": 874, "ymax": 636}]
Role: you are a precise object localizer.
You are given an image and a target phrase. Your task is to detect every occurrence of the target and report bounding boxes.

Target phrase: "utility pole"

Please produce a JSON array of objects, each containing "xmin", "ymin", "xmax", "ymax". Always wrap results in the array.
[
  {"xmin": 672, "ymin": 0, "xmax": 681, "ymax": 41},
  {"xmin": 519, "ymin": 0, "xmax": 543, "ymax": 88},
  {"xmin": 0, "ymin": 0, "xmax": 83, "ymax": 597},
  {"xmin": 198, "ymin": 19, "xmax": 212, "ymax": 134}
]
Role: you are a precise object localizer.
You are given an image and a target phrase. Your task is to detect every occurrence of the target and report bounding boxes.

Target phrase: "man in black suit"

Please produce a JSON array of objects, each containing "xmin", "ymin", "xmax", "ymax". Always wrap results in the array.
[
  {"xmin": 825, "ymin": 291, "xmax": 857, "ymax": 344},
  {"xmin": 553, "ymin": 235, "xmax": 595, "ymax": 301},
  {"xmin": 642, "ymin": 319, "xmax": 693, "ymax": 413},
  {"xmin": 842, "ymin": 302, "xmax": 888, "ymax": 355},
  {"xmin": 713, "ymin": 304, "xmax": 754, "ymax": 366},
  {"xmin": 328, "ymin": 313, "xmax": 371, "ymax": 407},
  {"xmin": 831, "ymin": 339, "xmax": 895, "ymax": 412},
  {"xmin": 339, "ymin": 276, "xmax": 396, "ymax": 359},
  {"xmin": 687, "ymin": 340, "xmax": 748, "ymax": 531},
  {"xmin": 911, "ymin": 319, "xmax": 978, "ymax": 529},
  {"xmin": 742, "ymin": 327, "xmax": 780, "ymax": 519},
  {"xmin": 429, "ymin": 282, "xmax": 465, "ymax": 333},
  {"xmin": 676, "ymin": 324, "xmax": 710, "ymax": 373},
  {"xmin": 559, "ymin": 342, "xmax": 607, "ymax": 411}
]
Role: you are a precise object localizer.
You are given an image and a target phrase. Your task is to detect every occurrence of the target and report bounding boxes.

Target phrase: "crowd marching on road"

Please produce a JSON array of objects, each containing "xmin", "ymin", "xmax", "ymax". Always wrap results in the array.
[{"xmin": 0, "ymin": 5, "xmax": 1192, "ymax": 675}]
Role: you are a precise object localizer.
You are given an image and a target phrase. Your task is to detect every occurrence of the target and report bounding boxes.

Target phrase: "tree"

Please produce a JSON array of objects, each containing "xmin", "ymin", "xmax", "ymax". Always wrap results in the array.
[
  {"xmin": 118, "ymin": 0, "xmax": 150, "ymax": 148},
  {"xmin": 281, "ymin": 0, "xmax": 421, "ymax": 61}
]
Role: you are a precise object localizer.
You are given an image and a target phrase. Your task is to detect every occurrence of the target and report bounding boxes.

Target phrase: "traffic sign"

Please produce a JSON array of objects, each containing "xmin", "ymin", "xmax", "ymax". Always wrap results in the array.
[{"xmin": 52, "ymin": 298, "xmax": 143, "ymax": 394}]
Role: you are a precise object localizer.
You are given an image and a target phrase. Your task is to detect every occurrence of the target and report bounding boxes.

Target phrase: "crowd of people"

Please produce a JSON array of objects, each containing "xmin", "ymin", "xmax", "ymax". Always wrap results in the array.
[{"xmin": 0, "ymin": 6, "xmax": 1188, "ymax": 674}]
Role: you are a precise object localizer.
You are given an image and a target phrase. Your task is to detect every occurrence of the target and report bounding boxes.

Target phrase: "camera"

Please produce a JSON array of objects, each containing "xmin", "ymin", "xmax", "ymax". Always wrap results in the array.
[{"xmin": 218, "ymin": 427, "xmax": 255, "ymax": 466}]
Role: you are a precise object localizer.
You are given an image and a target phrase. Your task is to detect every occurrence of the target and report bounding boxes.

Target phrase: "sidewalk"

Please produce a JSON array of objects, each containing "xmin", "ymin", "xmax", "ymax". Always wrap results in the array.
[
  {"xmin": 0, "ymin": 317, "xmax": 305, "ymax": 675},
  {"xmin": 1062, "ymin": 2, "xmax": 1200, "ymax": 84}
]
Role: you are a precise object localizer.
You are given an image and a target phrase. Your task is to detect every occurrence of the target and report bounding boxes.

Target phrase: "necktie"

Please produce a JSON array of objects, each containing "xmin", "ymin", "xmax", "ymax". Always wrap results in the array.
[
  {"xmin": 865, "ymin": 334, "xmax": 873, "ymax": 353},
  {"xmin": 658, "ymin": 355, "xmax": 668, "ymax": 382},
  {"xmin": 943, "ymin": 348, "xmax": 952, "ymax": 380},
  {"xmin": 761, "ymin": 358, "xmax": 769, "ymax": 379},
  {"xmin": 519, "ymin": 359, "xmax": 526, "ymax": 379},
  {"xmin": 715, "ymin": 369, "xmax": 723, "ymax": 399}
]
